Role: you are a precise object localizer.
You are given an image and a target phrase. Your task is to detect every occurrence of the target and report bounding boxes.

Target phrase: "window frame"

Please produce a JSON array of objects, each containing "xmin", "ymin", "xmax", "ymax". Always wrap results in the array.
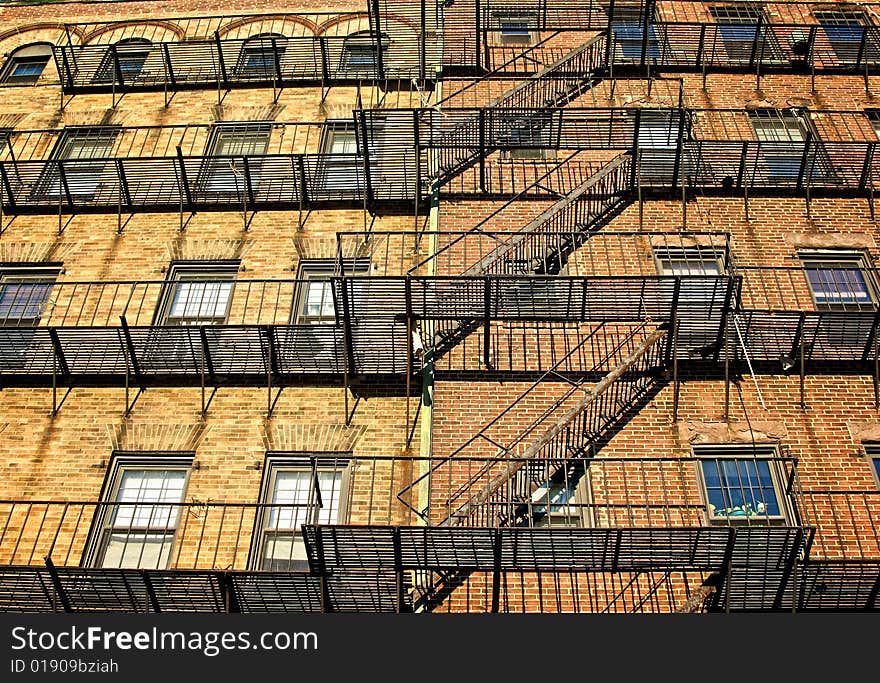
[
  {"xmin": 91, "ymin": 38, "xmax": 152, "ymax": 85},
  {"xmin": 83, "ymin": 452, "xmax": 193, "ymax": 569},
  {"xmin": 0, "ymin": 43, "xmax": 53, "ymax": 85},
  {"xmin": 250, "ymin": 452, "xmax": 353, "ymax": 572},
  {"xmin": 863, "ymin": 443, "xmax": 880, "ymax": 489},
  {"xmin": 197, "ymin": 121, "xmax": 272, "ymax": 196},
  {"xmin": 292, "ymin": 259, "xmax": 369, "ymax": 324},
  {"xmin": 318, "ymin": 120, "xmax": 366, "ymax": 191},
  {"xmin": 528, "ymin": 468, "xmax": 590, "ymax": 528},
  {"xmin": 798, "ymin": 249, "xmax": 878, "ymax": 311},
  {"xmin": 0, "ymin": 264, "xmax": 60, "ymax": 327},
  {"xmin": 234, "ymin": 33, "xmax": 287, "ymax": 79},
  {"xmin": 611, "ymin": 6, "xmax": 662, "ymax": 61},
  {"xmin": 709, "ymin": 4, "xmax": 781, "ymax": 63},
  {"xmin": 748, "ymin": 109, "xmax": 827, "ymax": 181},
  {"xmin": 814, "ymin": 9, "xmax": 872, "ymax": 63},
  {"xmin": 499, "ymin": 111, "xmax": 556, "ymax": 161},
  {"xmin": 341, "ymin": 31, "xmax": 389, "ymax": 72},
  {"xmin": 693, "ymin": 444, "xmax": 791, "ymax": 525},
  {"xmin": 154, "ymin": 261, "xmax": 239, "ymax": 326},
  {"xmin": 492, "ymin": 11, "xmax": 539, "ymax": 45},
  {"xmin": 34, "ymin": 126, "xmax": 120, "ymax": 201},
  {"xmin": 653, "ymin": 246, "xmax": 726, "ymax": 276}
]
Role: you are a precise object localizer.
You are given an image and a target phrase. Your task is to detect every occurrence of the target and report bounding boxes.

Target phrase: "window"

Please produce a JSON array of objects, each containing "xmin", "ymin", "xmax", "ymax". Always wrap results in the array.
[
  {"xmin": 155, "ymin": 262, "xmax": 238, "ymax": 326},
  {"xmin": 253, "ymin": 454, "xmax": 351, "ymax": 571},
  {"xmin": 634, "ymin": 110, "xmax": 685, "ymax": 180},
  {"xmin": 293, "ymin": 259, "xmax": 369, "ymax": 324},
  {"xmin": 199, "ymin": 122, "xmax": 271, "ymax": 195},
  {"xmin": 815, "ymin": 10, "xmax": 870, "ymax": 63},
  {"xmin": 799, "ymin": 250, "xmax": 877, "ymax": 310},
  {"xmin": 235, "ymin": 33, "xmax": 286, "ymax": 78},
  {"xmin": 527, "ymin": 469, "xmax": 587, "ymax": 528},
  {"xmin": 695, "ymin": 445, "xmax": 788, "ymax": 523},
  {"xmin": 867, "ymin": 110, "xmax": 880, "ymax": 141},
  {"xmin": 494, "ymin": 12, "xmax": 538, "ymax": 45},
  {"xmin": 865, "ymin": 444, "xmax": 880, "ymax": 487},
  {"xmin": 320, "ymin": 120, "xmax": 364, "ymax": 190},
  {"xmin": 655, "ymin": 247, "xmax": 724, "ymax": 276},
  {"xmin": 36, "ymin": 127, "xmax": 119, "ymax": 200},
  {"xmin": 341, "ymin": 31, "xmax": 389, "ymax": 71},
  {"xmin": 612, "ymin": 8, "xmax": 661, "ymax": 60},
  {"xmin": 0, "ymin": 266, "xmax": 58, "ymax": 326},
  {"xmin": 87, "ymin": 454, "xmax": 192, "ymax": 569},
  {"xmin": 749, "ymin": 109, "xmax": 809, "ymax": 179},
  {"xmin": 499, "ymin": 111, "xmax": 554, "ymax": 160},
  {"xmin": 710, "ymin": 5, "xmax": 780, "ymax": 63},
  {"xmin": 0, "ymin": 43, "xmax": 52, "ymax": 85},
  {"xmin": 92, "ymin": 38, "xmax": 152, "ymax": 84}
]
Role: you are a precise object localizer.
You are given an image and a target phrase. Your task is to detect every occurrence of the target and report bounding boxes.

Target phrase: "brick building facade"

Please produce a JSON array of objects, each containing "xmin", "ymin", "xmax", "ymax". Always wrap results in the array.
[{"xmin": 0, "ymin": 0, "xmax": 877, "ymax": 613}]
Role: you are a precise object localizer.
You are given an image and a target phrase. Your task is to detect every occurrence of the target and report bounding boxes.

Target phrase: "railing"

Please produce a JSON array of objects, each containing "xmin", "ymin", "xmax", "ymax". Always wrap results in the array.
[
  {"xmin": 3, "ymin": 123, "xmax": 334, "ymax": 161},
  {"xmin": 737, "ymin": 266, "xmax": 880, "ymax": 313},
  {"xmin": 402, "ymin": 230, "xmax": 731, "ymax": 279},
  {"xmin": 430, "ymin": 34, "xmax": 606, "ymax": 183},
  {"xmin": 0, "ymin": 274, "xmax": 735, "ymax": 378},
  {"xmin": 797, "ymin": 491, "xmax": 880, "ymax": 560},
  {"xmin": 463, "ymin": 153, "xmax": 632, "ymax": 276},
  {"xmin": 0, "ymin": 149, "xmax": 419, "ymax": 213},
  {"xmin": 398, "ymin": 323, "xmax": 668, "ymax": 525},
  {"xmin": 611, "ymin": 21, "xmax": 880, "ymax": 73},
  {"xmin": 0, "ymin": 456, "xmax": 813, "ymax": 572},
  {"xmin": 54, "ymin": 6, "xmax": 438, "ymax": 92},
  {"xmin": 414, "ymin": 106, "xmax": 880, "ymax": 196}
]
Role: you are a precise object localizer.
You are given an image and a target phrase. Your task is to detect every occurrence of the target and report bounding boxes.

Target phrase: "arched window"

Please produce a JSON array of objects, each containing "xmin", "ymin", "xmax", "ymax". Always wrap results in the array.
[
  {"xmin": 92, "ymin": 37, "xmax": 152, "ymax": 84},
  {"xmin": 342, "ymin": 31, "xmax": 390, "ymax": 71},
  {"xmin": 235, "ymin": 32, "xmax": 287, "ymax": 77},
  {"xmin": 0, "ymin": 43, "xmax": 53, "ymax": 85}
]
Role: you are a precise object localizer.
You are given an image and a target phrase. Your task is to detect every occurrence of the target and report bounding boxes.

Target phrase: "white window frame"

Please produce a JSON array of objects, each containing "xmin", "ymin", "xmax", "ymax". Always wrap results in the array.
[
  {"xmin": 798, "ymin": 249, "xmax": 877, "ymax": 310},
  {"xmin": 199, "ymin": 122, "xmax": 271, "ymax": 195},
  {"xmin": 0, "ymin": 43, "xmax": 53, "ymax": 85},
  {"xmin": 292, "ymin": 259, "xmax": 369, "ymax": 324},
  {"xmin": 235, "ymin": 33, "xmax": 287, "ymax": 78},
  {"xmin": 861, "ymin": 443, "xmax": 880, "ymax": 489},
  {"xmin": 92, "ymin": 38, "xmax": 152, "ymax": 84},
  {"xmin": 251, "ymin": 453, "xmax": 352, "ymax": 572},
  {"xmin": 0, "ymin": 266, "xmax": 59, "ymax": 326},
  {"xmin": 341, "ymin": 31, "xmax": 389, "ymax": 71},
  {"xmin": 654, "ymin": 246, "xmax": 726, "ymax": 276},
  {"xmin": 693, "ymin": 444, "xmax": 791, "ymax": 524},
  {"xmin": 319, "ymin": 120, "xmax": 367, "ymax": 191},
  {"xmin": 155, "ymin": 261, "xmax": 238, "ymax": 326},
  {"xmin": 493, "ymin": 11, "xmax": 538, "ymax": 45},
  {"xmin": 84, "ymin": 452, "xmax": 193, "ymax": 569},
  {"xmin": 36, "ymin": 126, "xmax": 119, "ymax": 200}
]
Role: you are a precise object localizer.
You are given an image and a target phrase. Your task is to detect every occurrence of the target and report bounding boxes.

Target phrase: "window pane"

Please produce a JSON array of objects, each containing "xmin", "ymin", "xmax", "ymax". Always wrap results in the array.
[
  {"xmin": 663, "ymin": 259, "xmax": 721, "ymax": 276},
  {"xmin": 111, "ymin": 469, "xmax": 186, "ymax": 528},
  {"xmin": 0, "ymin": 281, "xmax": 53, "ymax": 321},
  {"xmin": 613, "ymin": 22, "xmax": 660, "ymax": 59},
  {"xmin": 806, "ymin": 265, "xmax": 871, "ymax": 304},
  {"xmin": 701, "ymin": 459, "xmax": 781, "ymax": 519},
  {"xmin": 268, "ymin": 470, "xmax": 313, "ymax": 529},
  {"xmin": 304, "ymin": 280, "xmax": 334, "ymax": 319},
  {"xmin": 100, "ymin": 532, "xmax": 174, "ymax": 569},
  {"xmin": 167, "ymin": 280, "xmax": 232, "ymax": 323},
  {"xmin": 260, "ymin": 532, "xmax": 308, "ymax": 571}
]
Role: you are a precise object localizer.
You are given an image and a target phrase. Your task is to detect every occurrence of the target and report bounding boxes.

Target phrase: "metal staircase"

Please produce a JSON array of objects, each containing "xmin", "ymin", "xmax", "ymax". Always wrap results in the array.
[
  {"xmin": 401, "ymin": 322, "xmax": 669, "ymax": 611},
  {"xmin": 431, "ymin": 153, "xmax": 634, "ymax": 358},
  {"xmin": 431, "ymin": 33, "xmax": 607, "ymax": 186}
]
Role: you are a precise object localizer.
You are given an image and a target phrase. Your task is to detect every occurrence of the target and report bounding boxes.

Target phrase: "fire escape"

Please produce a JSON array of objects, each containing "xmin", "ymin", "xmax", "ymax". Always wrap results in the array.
[{"xmin": 1, "ymin": 1, "xmax": 879, "ymax": 613}]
